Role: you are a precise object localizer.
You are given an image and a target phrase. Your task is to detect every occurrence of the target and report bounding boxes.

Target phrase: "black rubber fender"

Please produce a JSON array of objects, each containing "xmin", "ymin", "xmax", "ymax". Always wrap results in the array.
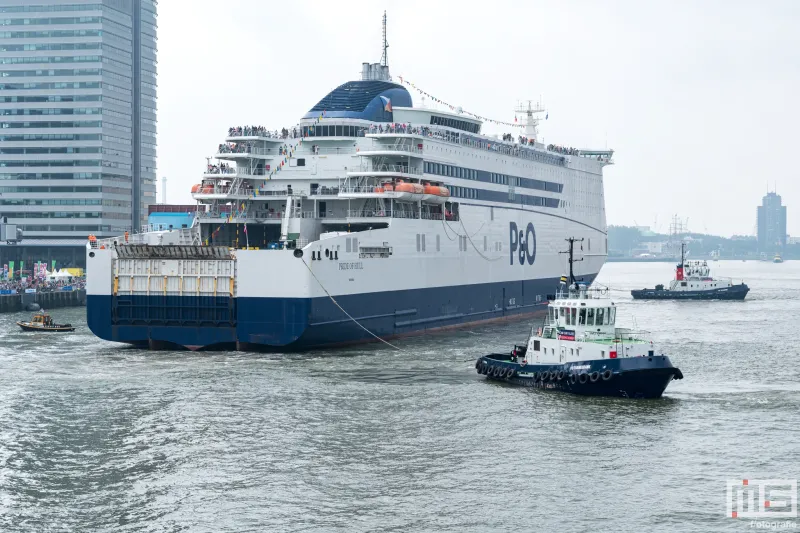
[
  {"xmin": 579, "ymin": 373, "xmax": 589, "ymax": 384},
  {"xmin": 602, "ymin": 369, "xmax": 613, "ymax": 381},
  {"xmin": 589, "ymin": 371, "xmax": 600, "ymax": 383}
]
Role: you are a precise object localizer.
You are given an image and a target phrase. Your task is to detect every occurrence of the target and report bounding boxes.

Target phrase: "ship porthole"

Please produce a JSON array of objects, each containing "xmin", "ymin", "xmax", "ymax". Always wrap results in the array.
[{"xmin": 89, "ymin": 252, "xmax": 95, "ymax": 258}]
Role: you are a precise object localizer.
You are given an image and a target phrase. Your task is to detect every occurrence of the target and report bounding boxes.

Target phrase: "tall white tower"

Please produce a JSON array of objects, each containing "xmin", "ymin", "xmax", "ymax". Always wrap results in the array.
[
  {"xmin": 161, "ymin": 176, "xmax": 167, "ymax": 204},
  {"xmin": 514, "ymin": 100, "xmax": 546, "ymax": 141}
]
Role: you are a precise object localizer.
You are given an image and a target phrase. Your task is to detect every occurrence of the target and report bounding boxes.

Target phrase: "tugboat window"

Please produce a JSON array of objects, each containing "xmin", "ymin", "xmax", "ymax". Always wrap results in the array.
[
  {"xmin": 579, "ymin": 309, "xmax": 587, "ymax": 325},
  {"xmin": 566, "ymin": 309, "xmax": 572, "ymax": 326},
  {"xmin": 587, "ymin": 308, "xmax": 595, "ymax": 326},
  {"xmin": 596, "ymin": 308, "xmax": 604, "ymax": 325},
  {"xmin": 610, "ymin": 307, "xmax": 616, "ymax": 324},
  {"xmin": 559, "ymin": 307, "xmax": 565, "ymax": 318},
  {"xmin": 571, "ymin": 308, "xmax": 577, "ymax": 325},
  {"xmin": 534, "ymin": 340, "xmax": 540, "ymax": 351}
]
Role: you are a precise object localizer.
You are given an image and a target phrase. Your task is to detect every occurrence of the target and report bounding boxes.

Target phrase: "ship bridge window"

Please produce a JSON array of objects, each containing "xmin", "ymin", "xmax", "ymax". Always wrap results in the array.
[
  {"xmin": 559, "ymin": 307, "xmax": 565, "ymax": 318},
  {"xmin": 571, "ymin": 308, "xmax": 577, "ymax": 325},
  {"xmin": 429, "ymin": 115, "xmax": 480, "ymax": 134},
  {"xmin": 595, "ymin": 307, "xmax": 604, "ymax": 326},
  {"xmin": 579, "ymin": 308, "xmax": 586, "ymax": 325},
  {"xmin": 587, "ymin": 308, "xmax": 595, "ymax": 326},
  {"xmin": 566, "ymin": 308, "xmax": 572, "ymax": 326}
]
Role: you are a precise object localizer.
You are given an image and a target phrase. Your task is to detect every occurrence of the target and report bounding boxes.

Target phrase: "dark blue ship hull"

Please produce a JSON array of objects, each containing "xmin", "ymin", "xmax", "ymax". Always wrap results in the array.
[
  {"xmin": 476, "ymin": 353, "xmax": 683, "ymax": 399},
  {"xmin": 630, "ymin": 283, "xmax": 749, "ymax": 300},
  {"xmin": 87, "ymin": 274, "xmax": 596, "ymax": 351}
]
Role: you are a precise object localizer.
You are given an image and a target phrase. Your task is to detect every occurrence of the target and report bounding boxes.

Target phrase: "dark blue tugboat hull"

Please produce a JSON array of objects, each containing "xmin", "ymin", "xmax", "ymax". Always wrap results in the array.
[
  {"xmin": 630, "ymin": 283, "xmax": 748, "ymax": 301},
  {"xmin": 476, "ymin": 355, "xmax": 683, "ymax": 399}
]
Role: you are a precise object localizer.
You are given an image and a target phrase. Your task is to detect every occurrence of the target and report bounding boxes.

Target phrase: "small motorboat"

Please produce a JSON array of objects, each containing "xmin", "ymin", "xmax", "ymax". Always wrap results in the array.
[{"xmin": 17, "ymin": 312, "xmax": 75, "ymax": 332}]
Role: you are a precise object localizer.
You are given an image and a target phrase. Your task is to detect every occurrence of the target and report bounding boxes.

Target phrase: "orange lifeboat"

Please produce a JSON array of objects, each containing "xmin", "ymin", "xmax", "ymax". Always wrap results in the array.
[
  {"xmin": 373, "ymin": 186, "xmax": 384, "ymax": 193},
  {"xmin": 383, "ymin": 183, "xmax": 394, "ymax": 192},
  {"xmin": 422, "ymin": 184, "xmax": 449, "ymax": 204},
  {"xmin": 394, "ymin": 182, "xmax": 415, "ymax": 201},
  {"xmin": 191, "ymin": 184, "xmax": 201, "ymax": 193}
]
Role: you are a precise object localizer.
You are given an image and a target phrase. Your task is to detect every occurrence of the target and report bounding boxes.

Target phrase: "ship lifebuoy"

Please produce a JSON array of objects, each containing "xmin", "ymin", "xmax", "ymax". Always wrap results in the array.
[
  {"xmin": 602, "ymin": 369, "xmax": 613, "ymax": 381},
  {"xmin": 589, "ymin": 371, "xmax": 600, "ymax": 383},
  {"xmin": 578, "ymin": 373, "xmax": 589, "ymax": 384}
]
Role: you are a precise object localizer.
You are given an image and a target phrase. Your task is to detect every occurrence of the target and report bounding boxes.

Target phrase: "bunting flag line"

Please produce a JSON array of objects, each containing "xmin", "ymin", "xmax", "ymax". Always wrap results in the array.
[{"xmin": 398, "ymin": 75, "xmax": 524, "ymax": 128}]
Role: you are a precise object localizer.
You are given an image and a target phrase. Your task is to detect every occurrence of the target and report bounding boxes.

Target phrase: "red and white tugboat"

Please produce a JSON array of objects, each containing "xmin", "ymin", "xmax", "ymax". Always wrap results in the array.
[{"xmin": 631, "ymin": 243, "xmax": 749, "ymax": 300}]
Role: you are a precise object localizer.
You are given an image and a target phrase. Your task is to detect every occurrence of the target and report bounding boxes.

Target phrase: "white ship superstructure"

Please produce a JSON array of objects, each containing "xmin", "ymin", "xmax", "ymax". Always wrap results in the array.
[{"xmin": 86, "ymin": 20, "xmax": 613, "ymax": 350}]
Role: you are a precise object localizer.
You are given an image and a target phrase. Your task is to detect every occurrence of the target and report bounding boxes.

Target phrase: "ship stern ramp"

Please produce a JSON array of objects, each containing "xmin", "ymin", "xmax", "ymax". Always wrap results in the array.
[{"xmin": 86, "ymin": 244, "xmax": 315, "ymax": 350}]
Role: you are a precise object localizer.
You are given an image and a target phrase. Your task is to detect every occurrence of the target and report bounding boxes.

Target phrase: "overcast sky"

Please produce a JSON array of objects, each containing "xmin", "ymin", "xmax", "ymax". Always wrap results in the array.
[{"xmin": 156, "ymin": 0, "xmax": 800, "ymax": 237}]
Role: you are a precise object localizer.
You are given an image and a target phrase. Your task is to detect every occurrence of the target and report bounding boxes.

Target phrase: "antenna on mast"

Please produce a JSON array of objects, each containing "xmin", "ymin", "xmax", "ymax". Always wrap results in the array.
[
  {"xmin": 380, "ymin": 11, "xmax": 389, "ymax": 67},
  {"xmin": 513, "ymin": 100, "xmax": 545, "ymax": 141}
]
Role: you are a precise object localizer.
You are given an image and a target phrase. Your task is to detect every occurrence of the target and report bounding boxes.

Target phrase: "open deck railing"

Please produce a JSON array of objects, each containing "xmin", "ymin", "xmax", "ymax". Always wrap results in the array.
[
  {"xmin": 361, "ymin": 144, "xmax": 422, "ymax": 155},
  {"xmin": 353, "ymin": 164, "xmax": 422, "ymax": 176}
]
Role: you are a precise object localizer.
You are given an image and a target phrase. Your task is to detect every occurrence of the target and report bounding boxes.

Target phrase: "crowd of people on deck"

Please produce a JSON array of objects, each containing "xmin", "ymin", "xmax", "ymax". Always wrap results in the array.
[
  {"xmin": 228, "ymin": 126, "xmax": 299, "ymax": 139},
  {"xmin": 206, "ymin": 162, "xmax": 234, "ymax": 174},
  {"xmin": 221, "ymin": 121, "xmax": 605, "ymax": 167},
  {"xmin": 0, "ymin": 278, "xmax": 85, "ymax": 293},
  {"xmin": 218, "ymin": 142, "xmax": 251, "ymax": 154},
  {"xmin": 547, "ymin": 144, "xmax": 580, "ymax": 156}
]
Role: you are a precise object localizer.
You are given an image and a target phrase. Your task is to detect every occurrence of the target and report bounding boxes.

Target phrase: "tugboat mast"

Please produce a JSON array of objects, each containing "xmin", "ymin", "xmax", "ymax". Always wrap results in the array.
[{"xmin": 560, "ymin": 237, "xmax": 584, "ymax": 285}]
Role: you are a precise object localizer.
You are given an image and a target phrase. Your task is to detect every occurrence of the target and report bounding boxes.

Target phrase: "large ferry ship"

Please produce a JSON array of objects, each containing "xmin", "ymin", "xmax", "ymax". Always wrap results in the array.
[{"xmin": 85, "ymin": 18, "xmax": 613, "ymax": 350}]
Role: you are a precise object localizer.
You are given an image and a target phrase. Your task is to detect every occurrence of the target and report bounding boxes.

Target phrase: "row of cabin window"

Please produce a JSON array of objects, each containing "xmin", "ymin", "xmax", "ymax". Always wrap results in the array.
[
  {"xmin": 302, "ymin": 125, "xmax": 367, "ymax": 138},
  {"xmin": 423, "ymin": 161, "xmax": 564, "ymax": 194},
  {"xmin": 425, "ymin": 161, "xmax": 478, "ymax": 181},
  {"xmin": 550, "ymin": 306, "xmax": 616, "ymax": 326},
  {"xmin": 429, "ymin": 115, "xmax": 481, "ymax": 134},
  {"xmin": 451, "ymin": 186, "xmax": 477, "ymax": 199}
]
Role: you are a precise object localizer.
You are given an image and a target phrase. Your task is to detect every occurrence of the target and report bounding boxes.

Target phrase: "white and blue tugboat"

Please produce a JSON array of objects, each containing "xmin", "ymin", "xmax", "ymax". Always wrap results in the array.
[
  {"xmin": 476, "ymin": 238, "xmax": 683, "ymax": 399},
  {"xmin": 631, "ymin": 243, "xmax": 749, "ymax": 300}
]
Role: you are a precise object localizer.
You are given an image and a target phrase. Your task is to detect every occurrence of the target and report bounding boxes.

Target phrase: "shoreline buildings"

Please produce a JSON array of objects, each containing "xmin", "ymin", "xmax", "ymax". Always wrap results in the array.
[
  {"xmin": 757, "ymin": 191, "xmax": 787, "ymax": 255},
  {"xmin": 0, "ymin": 0, "xmax": 157, "ymax": 270}
]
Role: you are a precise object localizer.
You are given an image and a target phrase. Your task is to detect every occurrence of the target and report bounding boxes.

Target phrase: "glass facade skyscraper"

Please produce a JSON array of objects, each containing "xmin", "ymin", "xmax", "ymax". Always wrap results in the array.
[
  {"xmin": 0, "ymin": 0, "xmax": 156, "ymax": 268},
  {"xmin": 757, "ymin": 191, "xmax": 787, "ymax": 254}
]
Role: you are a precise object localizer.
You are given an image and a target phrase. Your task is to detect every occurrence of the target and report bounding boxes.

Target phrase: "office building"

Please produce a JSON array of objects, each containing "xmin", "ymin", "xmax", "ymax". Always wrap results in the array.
[
  {"xmin": 757, "ymin": 191, "xmax": 787, "ymax": 253},
  {"xmin": 0, "ymin": 0, "xmax": 156, "ymax": 269}
]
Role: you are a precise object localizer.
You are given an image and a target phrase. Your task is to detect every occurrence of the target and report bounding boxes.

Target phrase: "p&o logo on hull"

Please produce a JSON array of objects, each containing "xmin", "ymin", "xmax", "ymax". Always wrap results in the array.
[{"xmin": 509, "ymin": 222, "xmax": 536, "ymax": 265}]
